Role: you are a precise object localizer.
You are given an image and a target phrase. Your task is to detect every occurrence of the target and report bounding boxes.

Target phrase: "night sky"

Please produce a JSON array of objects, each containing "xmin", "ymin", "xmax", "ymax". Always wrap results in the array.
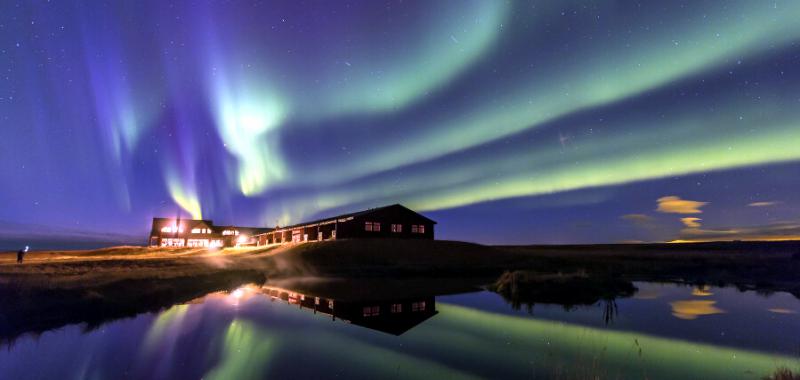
[{"xmin": 1, "ymin": 1, "xmax": 799, "ymax": 245}]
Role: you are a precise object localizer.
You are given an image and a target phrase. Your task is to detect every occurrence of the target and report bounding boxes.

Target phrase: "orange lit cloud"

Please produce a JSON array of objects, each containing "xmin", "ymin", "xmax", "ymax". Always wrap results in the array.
[
  {"xmin": 656, "ymin": 196, "xmax": 707, "ymax": 214},
  {"xmin": 748, "ymin": 201, "xmax": 780, "ymax": 207},
  {"xmin": 768, "ymin": 308, "xmax": 797, "ymax": 314},
  {"xmin": 671, "ymin": 221, "xmax": 800, "ymax": 243},
  {"xmin": 681, "ymin": 217, "xmax": 702, "ymax": 228}
]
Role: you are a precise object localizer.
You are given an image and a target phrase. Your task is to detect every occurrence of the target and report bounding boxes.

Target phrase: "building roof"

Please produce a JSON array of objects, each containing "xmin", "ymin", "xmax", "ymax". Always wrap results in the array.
[
  {"xmin": 215, "ymin": 225, "xmax": 274, "ymax": 234},
  {"xmin": 270, "ymin": 204, "xmax": 437, "ymax": 232}
]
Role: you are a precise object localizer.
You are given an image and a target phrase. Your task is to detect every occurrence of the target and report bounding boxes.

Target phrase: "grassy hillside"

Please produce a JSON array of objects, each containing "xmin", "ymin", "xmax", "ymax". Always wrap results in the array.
[{"xmin": 3, "ymin": 239, "xmax": 799, "ymax": 286}]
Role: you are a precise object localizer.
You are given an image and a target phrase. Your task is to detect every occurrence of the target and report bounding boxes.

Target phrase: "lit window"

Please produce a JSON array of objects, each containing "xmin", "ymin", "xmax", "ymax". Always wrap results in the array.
[
  {"xmin": 365, "ymin": 221, "xmax": 380, "ymax": 232},
  {"xmin": 160, "ymin": 238, "xmax": 185, "ymax": 247},
  {"xmin": 363, "ymin": 306, "xmax": 380, "ymax": 317},
  {"xmin": 391, "ymin": 303, "xmax": 402, "ymax": 313},
  {"xmin": 187, "ymin": 239, "xmax": 210, "ymax": 247},
  {"xmin": 161, "ymin": 225, "xmax": 185, "ymax": 233},
  {"xmin": 412, "ymin": 301, "xmax": 426, "ymax": 312},
  {"xmin": 391, "ymin": 224, "xmax": 402, "ymax": 233},
  {"xmin": 191, "ymin": 228, "xmax": 201, "ymax": 234},
  {"xmin": 411, "ymin": 225, "xmax": 425, "ymax": 234}
]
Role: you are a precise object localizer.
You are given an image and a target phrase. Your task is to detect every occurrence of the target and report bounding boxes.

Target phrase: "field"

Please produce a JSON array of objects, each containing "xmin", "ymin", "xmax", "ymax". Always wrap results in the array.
[{"xmin": 3, "ymin": 239, "xmax": 800, "ymax": 291}]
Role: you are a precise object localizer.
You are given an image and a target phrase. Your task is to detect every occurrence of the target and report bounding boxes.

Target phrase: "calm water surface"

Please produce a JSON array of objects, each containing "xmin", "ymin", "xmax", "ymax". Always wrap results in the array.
[{"xmin": 1, "ymin": 281, "xmax": 798, "ymax": 379}]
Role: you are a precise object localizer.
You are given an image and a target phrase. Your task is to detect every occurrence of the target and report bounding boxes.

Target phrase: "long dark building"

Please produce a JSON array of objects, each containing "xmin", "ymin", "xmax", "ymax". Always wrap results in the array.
[
  {"xmin": 149, "ymin": 204, "xmax": 435, "ymax": 248},
  {"xmin": 256, "ymin": 204, "xmax": 436, "ymax": 245}
]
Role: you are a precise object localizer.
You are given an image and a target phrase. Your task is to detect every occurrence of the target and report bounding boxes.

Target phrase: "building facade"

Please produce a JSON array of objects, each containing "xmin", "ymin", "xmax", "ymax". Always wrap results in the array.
[
  {"xmin": 149, "ymin": 204, "xmax": 435, "ymax": 248},
  {"xmin": 148, "ymin": 217, "xmax": 272, "ymax": 248},
  {"xmin": 255, "ymin": 204, "xmax": 436, "ymax": 245}
]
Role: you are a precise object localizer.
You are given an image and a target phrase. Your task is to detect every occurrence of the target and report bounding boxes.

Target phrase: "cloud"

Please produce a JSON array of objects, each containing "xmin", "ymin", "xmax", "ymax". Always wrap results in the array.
[
  {"xmin": 656, "ymin": 196, "xmax": 707, "ymax": 214},
  {"xmin": 680, "ymin": 217, "xmax": 702, "ymax": 228},
  {"xmin": 748, "ymin": 201, "xmax": 780, "ymax": 207},
  {"xmin": 671, "ymin": 221, "xmax": 800, "ymax": 242}
]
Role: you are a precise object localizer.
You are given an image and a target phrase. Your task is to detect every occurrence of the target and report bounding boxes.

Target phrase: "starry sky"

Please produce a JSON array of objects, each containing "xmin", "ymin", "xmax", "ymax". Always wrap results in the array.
[{"xmin": 1, "ymin": 1, "xmax": 799, "ymax": 245}]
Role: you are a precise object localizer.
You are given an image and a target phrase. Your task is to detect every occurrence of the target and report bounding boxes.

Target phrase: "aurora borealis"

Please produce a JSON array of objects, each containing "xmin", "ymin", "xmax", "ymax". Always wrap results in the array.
[{"xmin": 1, "ymin": 1, "xmax": 799, "ymax": 244}]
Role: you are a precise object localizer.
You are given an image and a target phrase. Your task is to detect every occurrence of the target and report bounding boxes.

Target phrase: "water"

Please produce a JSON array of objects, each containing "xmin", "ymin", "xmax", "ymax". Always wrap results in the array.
[{"xmin": 1, "ymin": 281, "xmax": 798, "ymax": 379}]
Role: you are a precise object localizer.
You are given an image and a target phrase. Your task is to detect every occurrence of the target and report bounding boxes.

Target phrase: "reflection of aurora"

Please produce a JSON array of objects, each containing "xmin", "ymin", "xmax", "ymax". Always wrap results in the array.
[{"xmin": 137, "ymin": 299, "xmax": 797, "ymax": 380}]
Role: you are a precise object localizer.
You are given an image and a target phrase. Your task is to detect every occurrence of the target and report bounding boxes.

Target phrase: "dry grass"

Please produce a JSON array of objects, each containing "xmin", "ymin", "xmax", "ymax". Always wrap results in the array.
[
  {"xmin": 3, "ymin": 239, "xmax": 799, "ymax": 293},
  {"xmin": 0, "ymin": 245, "xmax": 287, "ymax": 288}
]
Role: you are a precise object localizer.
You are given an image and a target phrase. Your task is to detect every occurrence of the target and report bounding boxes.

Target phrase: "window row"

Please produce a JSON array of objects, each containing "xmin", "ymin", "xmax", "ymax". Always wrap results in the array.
[
  {"xmin": 364, "ymin": 222, "xmax": 426, "ymax": 234},
  {"xmin": 361, "ymin": 302, "xmax": 428, "ymax": 317},
  {"xmin": 161, "ymin": 225, "xmax": 184, "ymax": 233},
  {"xmin": 191, "ymin": 228, "xmax": 212, "ymax": 234}
]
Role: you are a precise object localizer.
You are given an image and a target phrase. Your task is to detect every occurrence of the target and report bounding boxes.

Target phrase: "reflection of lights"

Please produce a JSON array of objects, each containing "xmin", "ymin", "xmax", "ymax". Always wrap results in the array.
[
  {"xmin": 231, "ymin": 288, "xmax": 244, "ymax": 299},
  {"xmin": 222, "ymin": 285, "xmax": 263, "ymax": 307},
  {"xmin": 691, "ymin": 286, "xmax": 713, "ymax": 297}
]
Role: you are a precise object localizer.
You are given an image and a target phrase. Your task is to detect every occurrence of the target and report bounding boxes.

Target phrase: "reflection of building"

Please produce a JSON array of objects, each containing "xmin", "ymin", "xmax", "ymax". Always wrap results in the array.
[
  {"xmin": 255, "ymin": 204, "xmax": 436, "ymax": 245},
  {"xmin": 148, "ymin": 218, "xmax": 271, "ymax": 248},
  {"xmin": 262, "ymin": 285, "xmax": 438, "ymax": 335}
]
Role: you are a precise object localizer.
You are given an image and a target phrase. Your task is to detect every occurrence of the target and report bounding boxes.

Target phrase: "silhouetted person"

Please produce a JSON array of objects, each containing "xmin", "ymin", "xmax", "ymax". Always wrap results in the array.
[{"xmin": 17, "ymin": 246, "xmax": 29, "ymax": 263}]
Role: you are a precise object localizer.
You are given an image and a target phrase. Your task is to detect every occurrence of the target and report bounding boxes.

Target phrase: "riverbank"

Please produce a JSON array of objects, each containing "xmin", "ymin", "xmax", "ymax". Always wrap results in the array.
[{"xmin": 1, "ymin": 239, "xmax": 799, "ymax": 342}]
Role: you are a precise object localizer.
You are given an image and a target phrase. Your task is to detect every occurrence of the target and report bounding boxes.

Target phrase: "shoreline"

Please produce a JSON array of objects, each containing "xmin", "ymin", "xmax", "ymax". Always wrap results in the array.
[{"xmin": 1, "ymin": 239, "xmax": 799, "ymax": 343}]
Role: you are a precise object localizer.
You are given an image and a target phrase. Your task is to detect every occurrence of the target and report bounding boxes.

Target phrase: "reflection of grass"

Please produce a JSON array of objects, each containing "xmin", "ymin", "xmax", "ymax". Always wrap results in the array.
[
  {"xmin": 0, "ymin": 270, "xmax": 266, "ymax": 343},
  {"xmin": 764, "ymin": 367, "xmax": 800, "ymax": 380},
  {"xmin": 488, "ymin": 270, "xmax": 636, "ymax": 322}
]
